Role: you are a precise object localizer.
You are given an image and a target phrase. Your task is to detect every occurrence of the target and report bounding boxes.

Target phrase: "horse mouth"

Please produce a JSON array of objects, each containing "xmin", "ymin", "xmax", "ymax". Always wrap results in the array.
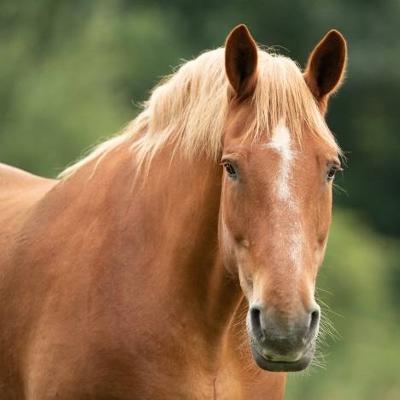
[{"xmin": 251, "ymin": 343, "xmax": 315, "ymax": 372}]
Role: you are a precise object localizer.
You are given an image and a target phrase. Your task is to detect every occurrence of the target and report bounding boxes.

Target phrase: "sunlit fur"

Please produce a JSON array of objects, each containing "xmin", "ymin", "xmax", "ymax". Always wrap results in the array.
[{"xmin": 59, "ymin": 47, "xmax": 340, "ymax": 178}]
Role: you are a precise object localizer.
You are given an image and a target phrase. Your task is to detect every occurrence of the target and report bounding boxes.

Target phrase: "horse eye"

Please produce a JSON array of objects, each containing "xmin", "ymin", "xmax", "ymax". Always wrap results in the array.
[
  {"xmin": 222, "ymin": 161, "xmax": 237, "ymax": 179},
  {"xmin": 326, "ymin": 165, "xmax": 340, "ymax": 182}
]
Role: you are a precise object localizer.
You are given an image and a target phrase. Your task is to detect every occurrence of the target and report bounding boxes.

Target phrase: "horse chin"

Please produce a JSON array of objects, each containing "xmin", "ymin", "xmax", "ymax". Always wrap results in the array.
[{"xmin": 250, "ymin": 343, "xmax": 315, "ymax": 372}]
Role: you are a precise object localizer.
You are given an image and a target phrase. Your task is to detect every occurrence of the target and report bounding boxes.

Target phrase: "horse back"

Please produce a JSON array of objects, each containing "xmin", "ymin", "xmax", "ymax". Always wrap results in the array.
[
  {"xmin": 0, "ymin": 162, "xmax": 56, "ymax": 211},
  {"xmin": 0, "ymin": 163, "xmax": 57, "ymax": 258},
  {"xmin": 0, "ymin": 162, "xmax": 56, "ymax": 191}
]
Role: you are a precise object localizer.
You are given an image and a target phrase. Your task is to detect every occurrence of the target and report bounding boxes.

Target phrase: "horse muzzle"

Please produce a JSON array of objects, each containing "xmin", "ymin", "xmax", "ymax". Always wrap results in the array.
[{"xmin": 247, "ymin": 304, "xmax": 320, "ymax": 372}]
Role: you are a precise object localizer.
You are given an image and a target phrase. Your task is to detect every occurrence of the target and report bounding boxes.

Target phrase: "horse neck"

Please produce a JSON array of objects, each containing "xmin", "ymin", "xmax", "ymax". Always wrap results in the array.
[
  {"xmin": 141, "ymin": 145, "xmax": 243, "ymax": 339},
  {"xmin": 66, "ymin": 142, "xmax": 243, "ymax": 345}
]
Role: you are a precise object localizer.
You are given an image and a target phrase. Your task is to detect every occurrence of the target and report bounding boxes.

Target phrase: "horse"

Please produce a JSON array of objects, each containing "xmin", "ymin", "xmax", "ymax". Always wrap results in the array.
[{"xmin": 0, "ymin": 24, "xmax": 347, "ymax": 399}]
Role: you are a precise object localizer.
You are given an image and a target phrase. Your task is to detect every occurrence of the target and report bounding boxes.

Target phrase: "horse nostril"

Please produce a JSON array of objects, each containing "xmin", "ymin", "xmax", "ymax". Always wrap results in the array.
[
  {"xmin": 309, "ymin": 308, "xmax": 320, "ymax": 334},
  {"xmin": 250, "ymin": 306, "xmax": 263, "ymax": 339}
]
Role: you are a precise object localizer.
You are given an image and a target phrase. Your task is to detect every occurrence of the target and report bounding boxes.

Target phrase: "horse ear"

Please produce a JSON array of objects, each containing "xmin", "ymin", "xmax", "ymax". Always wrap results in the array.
[
  {"xmin": 304, "ymin": 30, "xmax": 347, "ymax": 108},
  {"xmin": 225, "ymin": 24, "xmax": 258, "ymax": 99}
]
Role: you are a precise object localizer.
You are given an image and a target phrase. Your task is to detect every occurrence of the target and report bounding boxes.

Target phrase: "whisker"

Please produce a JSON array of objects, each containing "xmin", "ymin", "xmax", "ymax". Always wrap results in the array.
[{"xmin": 333, "ymin": 182, "xmax": 348, "ymax": 197}]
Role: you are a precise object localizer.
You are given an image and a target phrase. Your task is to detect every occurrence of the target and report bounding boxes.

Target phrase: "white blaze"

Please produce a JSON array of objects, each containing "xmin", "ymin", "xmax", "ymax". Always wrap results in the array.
[
  {"xmin": 266, "ymin": 122, "xmax": 293, "ymax": 201},
  {"xmin": 265, "ymin": 122, "xmax": 303, "ymax": 267}
]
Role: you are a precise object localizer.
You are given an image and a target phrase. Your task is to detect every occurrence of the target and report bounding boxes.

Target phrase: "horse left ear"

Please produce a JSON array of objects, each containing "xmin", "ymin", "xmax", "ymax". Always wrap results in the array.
[
  {"xmin": 225, "ymin": 24, "xmax": 258, "ymax": 99},
  {"xmin": 304, "ymin": 30, "xmax": 347, "ymax": 109}
]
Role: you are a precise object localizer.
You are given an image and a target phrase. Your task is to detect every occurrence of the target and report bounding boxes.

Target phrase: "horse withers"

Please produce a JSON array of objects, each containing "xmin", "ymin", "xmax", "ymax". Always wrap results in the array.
[{"xmin": 0, "ymin": 25, "xmax": 347, "ymax": 399}]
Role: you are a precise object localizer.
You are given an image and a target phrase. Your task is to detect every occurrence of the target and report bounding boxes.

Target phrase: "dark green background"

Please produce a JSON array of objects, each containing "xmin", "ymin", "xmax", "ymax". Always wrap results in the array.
[{"xmin": 1, "ymin": 1, "xmax": 399, "ymax": 398}]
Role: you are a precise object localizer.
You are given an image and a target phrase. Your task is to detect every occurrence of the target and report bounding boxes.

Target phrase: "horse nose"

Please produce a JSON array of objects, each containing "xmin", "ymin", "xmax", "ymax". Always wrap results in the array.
[{"xmin": 249, "ymin": 305, "xmax": 320, "ymax": 358}]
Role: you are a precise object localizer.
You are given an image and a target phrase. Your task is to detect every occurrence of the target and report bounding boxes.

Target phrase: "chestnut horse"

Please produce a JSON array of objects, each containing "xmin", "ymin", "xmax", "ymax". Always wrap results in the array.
[{"xmin": 0, "ymin": 25, "xmax": 347, "ymax": 399}]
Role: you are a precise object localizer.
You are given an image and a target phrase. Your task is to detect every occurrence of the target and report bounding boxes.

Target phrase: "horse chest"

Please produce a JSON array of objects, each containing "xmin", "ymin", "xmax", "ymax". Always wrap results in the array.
[{"xmin": 21, "ymin": 329, "xmax": 280, "ymax": 400}]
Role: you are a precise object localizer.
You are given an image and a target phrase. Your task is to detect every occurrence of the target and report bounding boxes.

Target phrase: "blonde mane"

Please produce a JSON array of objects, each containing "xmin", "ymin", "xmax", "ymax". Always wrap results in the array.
[{"xmin": 59, "ymin": 47, "xmax": 340, "ymax": 178}]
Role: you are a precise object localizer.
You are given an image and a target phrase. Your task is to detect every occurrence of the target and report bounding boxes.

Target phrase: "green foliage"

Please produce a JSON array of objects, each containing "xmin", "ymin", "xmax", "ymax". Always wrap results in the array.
[
  {"xmin": 0, "ymin": 1, "xmax": 185, "ymax": 175},
  {"xmin": 0, "ymin": 1, "xmax": 399, "ymax": 398}
]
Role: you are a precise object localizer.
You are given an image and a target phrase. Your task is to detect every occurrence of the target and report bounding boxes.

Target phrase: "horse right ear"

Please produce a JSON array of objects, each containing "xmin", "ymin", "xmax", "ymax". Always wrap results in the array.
[
  {"xmin": 304, "ymin": 30, "xmax": 347, "ymax": 110},
  {"xmin": 225, "ymin": 24, "xmax": 258, "ymax": 99}
]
